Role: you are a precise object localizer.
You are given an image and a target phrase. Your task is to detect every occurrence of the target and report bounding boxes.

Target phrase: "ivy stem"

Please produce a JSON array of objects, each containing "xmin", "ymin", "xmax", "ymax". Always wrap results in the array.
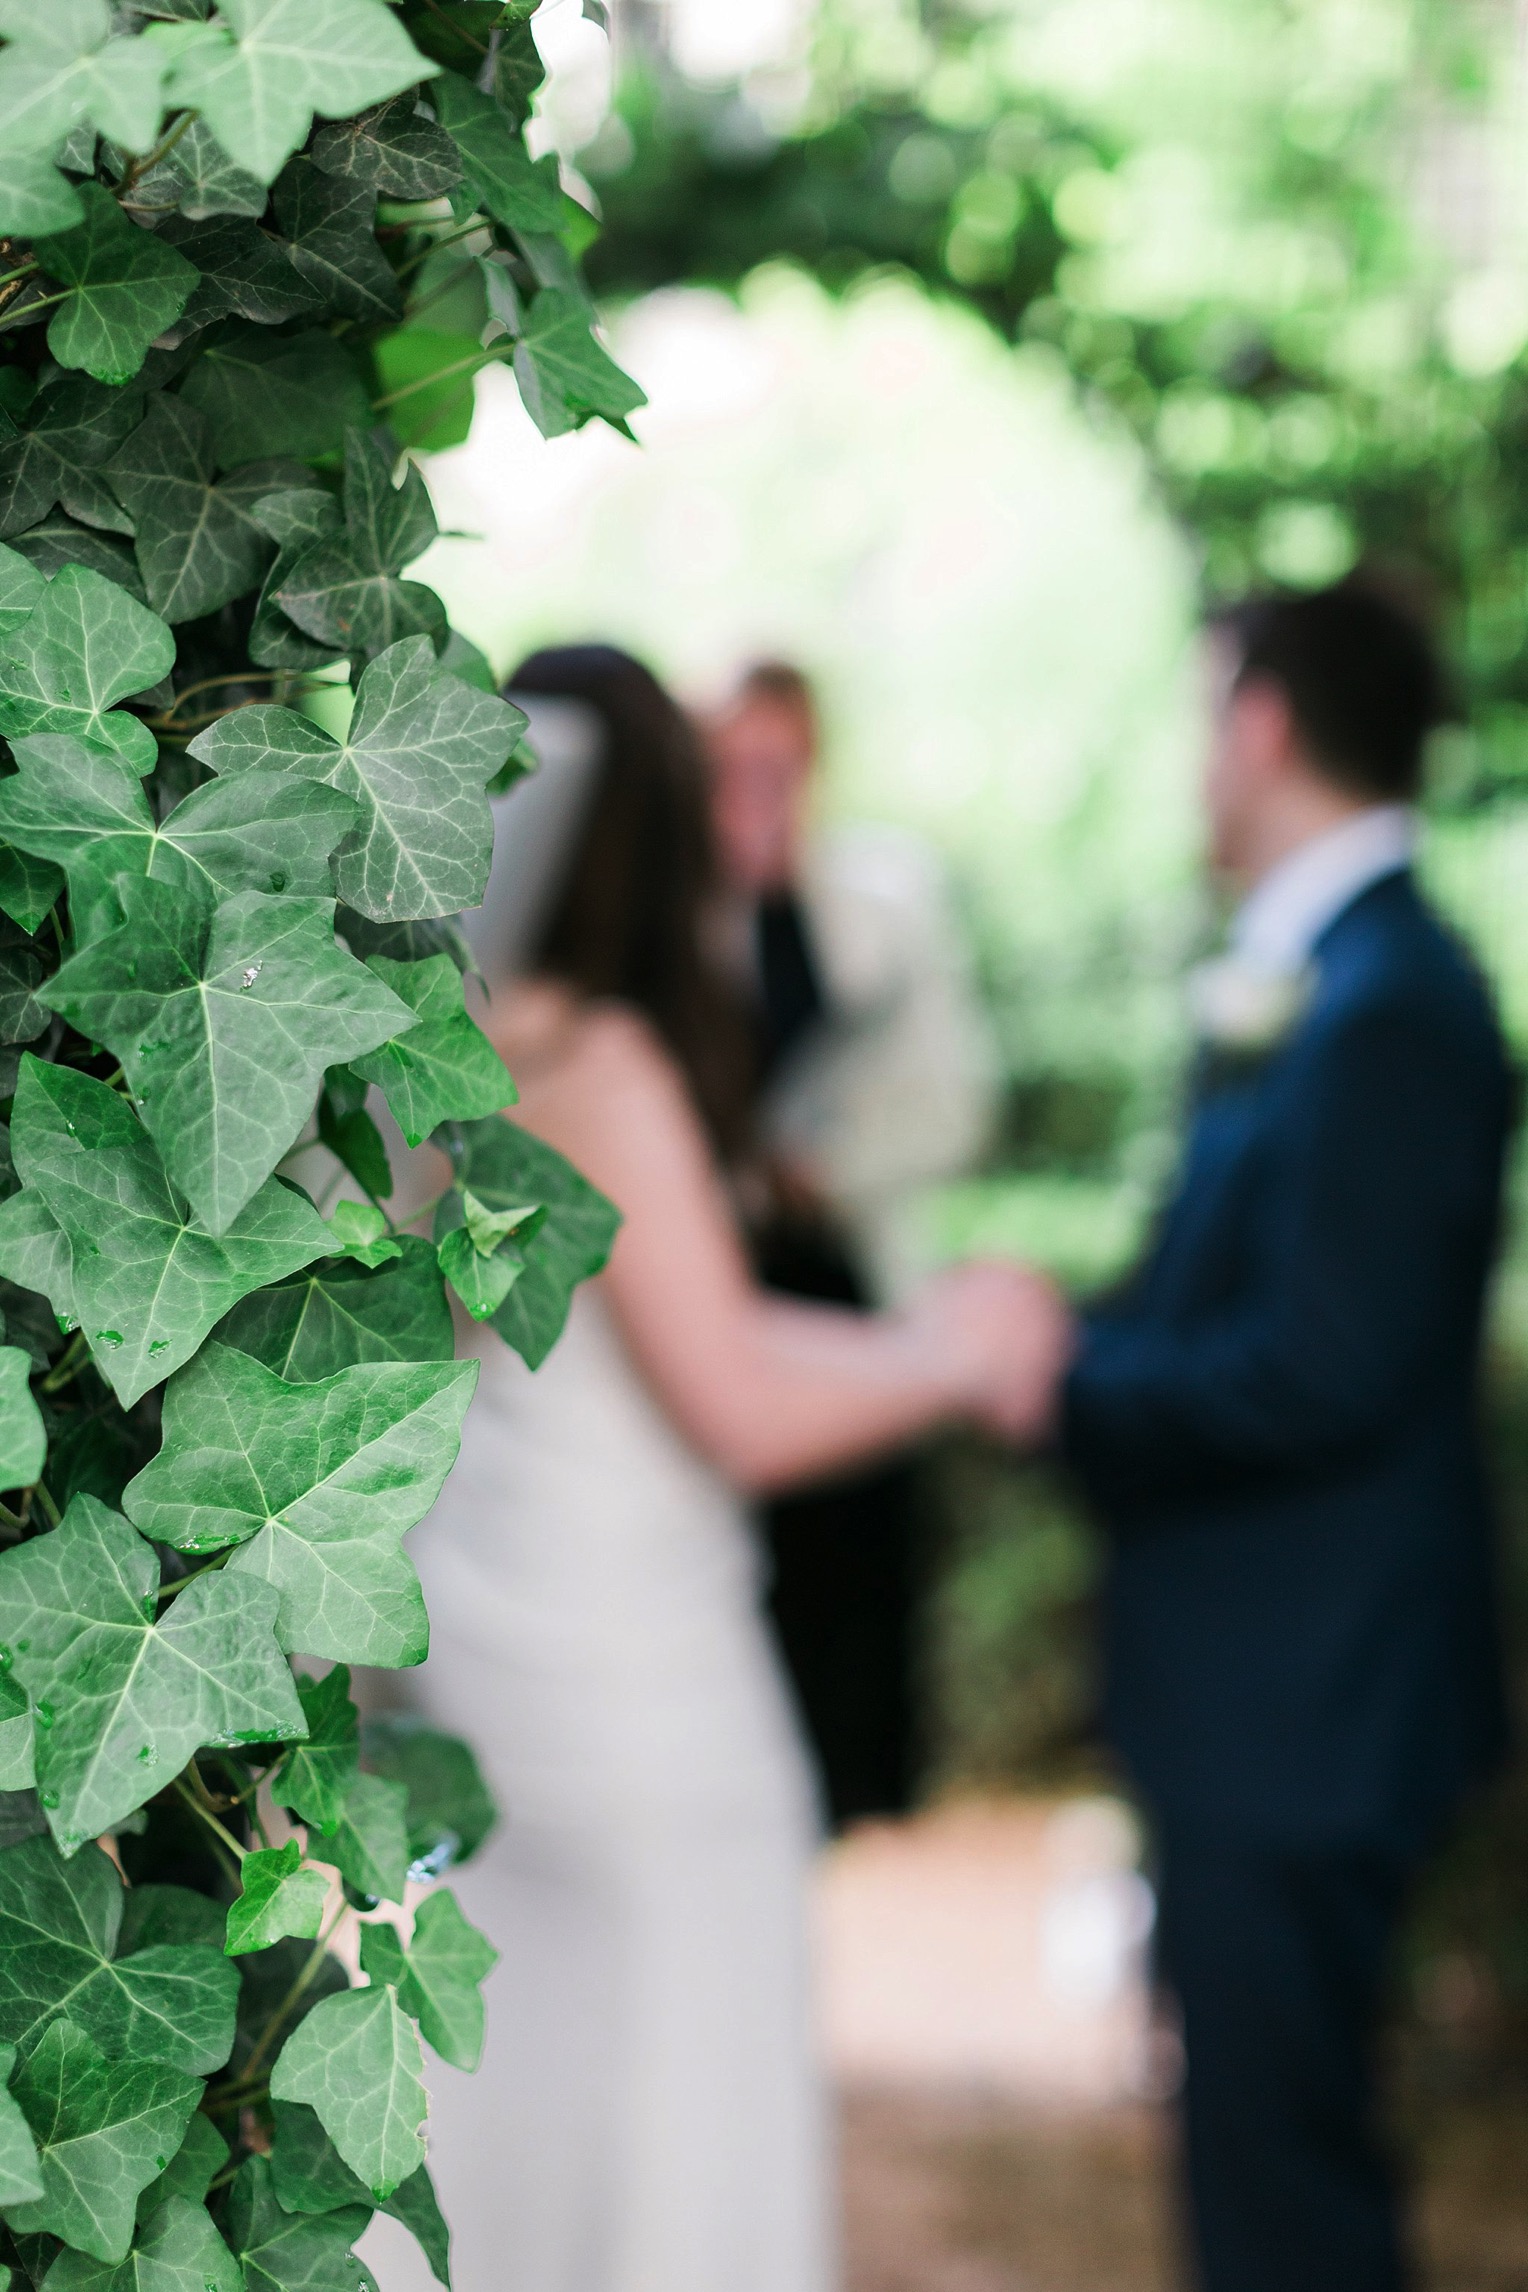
[
  {"xmin": 0, "ymin": 259, "xmax": 37, "ymax": 294},
  {"xmin": 394, "ymin": 217, "xmax": 491, "ymax": 282},
  {"xmin": 29, "ymin": 1482, "xmax": 60, "ymax": 1529},
  {"xmin": 232, "ymin": 1898, "xmax": 351, "ymax": 2088},
  {"xmin": 371, "ymin": 341, "xmax": 515, "ymax": 411},
  {"xmin": 0, "ymin": 1500, "xmax": 25, "ymax": 1540},
  {"xmin": 157, "ymin": 1547, "xmax": 233, "ymax": 1602},
  {"xmin": 174, "ymin": 1772, "xmax": 247, "ymax": 1866},
  {"xmin": 118, "ymin": 108, "xmax": 199, "ymax": 194},
  {"xmin": 151, "ymin": 668, "xmax": 333, "ymax": 723},
  {"xmin": 421, "ymin": 0, "xmax": 490, "ymax": 52},
  {"xmin": 40, "ymin": 1332, "xmax": 89, "ymax": 1393}
]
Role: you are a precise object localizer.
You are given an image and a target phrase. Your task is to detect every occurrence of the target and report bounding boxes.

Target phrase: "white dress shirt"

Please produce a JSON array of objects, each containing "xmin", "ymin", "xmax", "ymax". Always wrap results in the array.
[{"xmin": 1232, "ymin": 805, "xmax": 1417, "ymax": 974}]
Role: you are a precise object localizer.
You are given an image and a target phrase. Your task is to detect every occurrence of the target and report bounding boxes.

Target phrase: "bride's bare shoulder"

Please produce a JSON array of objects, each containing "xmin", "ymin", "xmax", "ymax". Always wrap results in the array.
[{"xmin": 490, "ymin": 985, "xmax": 687, "ymax": 1139}]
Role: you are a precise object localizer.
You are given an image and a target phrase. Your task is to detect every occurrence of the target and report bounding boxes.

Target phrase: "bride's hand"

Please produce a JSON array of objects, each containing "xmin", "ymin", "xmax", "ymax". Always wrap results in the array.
[{"xmin": 906, "ymin": 1260, "xmax": 1076, "ymax": 1446}]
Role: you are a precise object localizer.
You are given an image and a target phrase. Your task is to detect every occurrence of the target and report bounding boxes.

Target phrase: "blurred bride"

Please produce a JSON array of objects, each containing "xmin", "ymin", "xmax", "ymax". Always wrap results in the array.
[{"xmin": 382, "ymin": 647, "xmax": 1061, "ymax": 2292}]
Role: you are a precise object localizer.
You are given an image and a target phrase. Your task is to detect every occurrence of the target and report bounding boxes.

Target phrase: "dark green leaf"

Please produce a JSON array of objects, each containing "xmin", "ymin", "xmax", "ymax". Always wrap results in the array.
[
  {"xmin": 0, "ymin": 379, "xmax": 140, "ymax": 544},
  {"xmin": 491, "ymin": 20, "xmax": 544, "ymax": 128},
  {"xmin": 43, "ymin": 880, "xmax": 414, "ymax": 1234},
  {"xmin": 212, "ymin": 1239, "xmax": 454, "ymax": 1385},
  {"xmin": 371, "ymin": 329, "xmax": 481, "ymax": 456},
  {"xmin": 33, "ymin": 188, "xmax": 198, "ymax": 389},
  {"xmin": 225, "ymin": 1842, "xmax": 328, "ymax": 1957},
  {"xmin": 224, "ymin": 2155, "xmax": 372, "ymax": 2292},
  {"xmin": 0, "ymin": 1674, "xmax": 34, "ymax": 1793},
  {"xmin": 436, "ymin": 1114, "xmax": 619, "ymax": 1366},
  {"xmin": 178, "ymin": 329, "xmax": 371, "ymax": 467},
  {"xmin": 0, "ymin": 565, "xmax": 173, "ymax": 775},
  {"xmin": 0, "ymin": 1837, "xmax": 238, "ymax": 2074},
  {"xmin": 334, "ymin": 911, "xmax": 475, "ymax": 974},
  {"xmin": 435, "ymin": 1223, "xmax": 522, "ymax": 1321},
  {"xmin": 0, "ymin": 850, "xmax": 62, "ymax": 939},
  {"xmin": 351, "ymin": 955, "xmax": 513, "ymax": 1146},
  {"xmin": 322, "ymin": 1772, "xmax": 408, "ymax": 1904},
  {"xmin": 312, "ymin": 96, "xmax": 461, "ymax": 199},
  {"xmin": 272, "ymin": 159, "xmax": 401, "ymax": 327},
  {"xmin": 432, "ymin": 72, "xmax": 564, "ymax": 233},
  {"xmin": 2, "ymin": 518, "xmax": 144, "ymax": 603},
  {"xmin": 316, "ymin": 1090, "xmax": 393, "ymax": 1206},
  {"xmin": 269, "ymin": 2102, "xmax": 448, "ymax": 2286},
  {"xmin": 122, "ymin": 1343, "xmax": 476, "ymax": 1665},
  {"xmin": 246, "ymin": 489, "xmax": 346, "ymax": 674},
  {"xmin": 268, "ymin": 1984, "xmax": 425, "ymax": 2200},
  {"xmin": 226, "ymin": 1936, "xmax": 348, "ymax": 2089},
  {"xmin": 115, "ymin": 115, "xmax": 265, "ymax": 223},
  {"xmin": 4, "ymin": 2018, "xmax": 200, "ymax": 2263},
  {"xmin": 358, "ymin": 1889, "xmax": 494, "ymax": 2069},
  {"xmin": 102, "ymin": 397, "xmax": 309, "ymax": 625},
  {"xmin": 0, "ymin": 2040, "xmax": 42, "ymax": 2208},
  {"xmin": 159, "ymin": 216, "xmax": 319, "ymax": 333},
  {"xmin": 47, "ymin": 2191, "xmax": 242, "ymax": 2292},
  {"xmin": 163, "ymin": 0, "xmax": 436, "ymax": 184},
  {"xmin": 0, "ymin": 1351, "xmax": 43, "ymax": 1491},
  {"xmin": 116, "ymin": 1888, "xmax": 225, "ymax": 1959},
  {"xmin": 271, "ymin": 432, "xmax": 444, "ymax": 661},
  {"xmin": 0, "ymin": 1494, "xmax": 306, "ymax": 1854},
  {"xmin": 134, "ymin": 2113, "xmax": 227, "ymax": 2227},
  {"xmin": 513, "ymin": 288, "xmax": 646, "ymax": 440},
  {"xmin": 270, "ymin": 1669, "xmax": 359, "ymax": 1837},
  {"xmin": 359, "ymin": 1716, "xmax": 494, "ymax": 1874},
  {"xmin": 0, "ymin": 548, "xmax": 43, "ymax": 643}
]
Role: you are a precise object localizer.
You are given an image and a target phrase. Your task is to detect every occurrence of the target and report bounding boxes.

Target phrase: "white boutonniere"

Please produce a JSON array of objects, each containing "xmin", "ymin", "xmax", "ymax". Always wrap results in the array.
[{"xmin": 1186, "ymin": 956, "xmax": 1315, "ymax": 1055}]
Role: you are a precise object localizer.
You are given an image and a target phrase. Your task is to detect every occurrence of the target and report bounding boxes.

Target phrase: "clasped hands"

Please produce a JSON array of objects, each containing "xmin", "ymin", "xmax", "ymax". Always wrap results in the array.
[{"xmin": 910, "ymin": 1259, "xmax": 1076, "ymax": 1447}]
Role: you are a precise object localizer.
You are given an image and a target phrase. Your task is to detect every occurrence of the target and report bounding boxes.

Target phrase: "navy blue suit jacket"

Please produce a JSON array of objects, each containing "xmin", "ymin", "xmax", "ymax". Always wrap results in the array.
[{"xmin": 1063, "ymin": 870, "xmax": 1512, "ymax": 1853}]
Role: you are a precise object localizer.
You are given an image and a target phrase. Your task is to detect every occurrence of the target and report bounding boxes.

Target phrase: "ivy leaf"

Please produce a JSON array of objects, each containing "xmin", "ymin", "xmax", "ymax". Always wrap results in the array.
[
  {"xmin": 3, "ymin": 2018, "xmax": 201, "ymax": 2263},
  {"xmin": 115, "ymin": 1887, "xmax": 225, "ymax": 1962},
  {"xmin": 102, "ymin": 397, "xmax": 309, "ymax": 626},
  {"xmin": 0, "ymin": 153, "xmax": 83, "ymax": 238},
  {"xmin": 247, "ymin": 489, "xmax": 347, "ymax": 674},
  {"xmin": 0, "ymin": 564, "xmax": 174, "ymax": 775},
  {"xmin": 271, "ymin": 431, "xmax": 444, "ymax": 661},
  {"xmin": 358, "ymin": 1890, "xmax": 495, "ymax": 2071},
  {"xmin": 0, "ymin": 736, "xmax": 358, "ymax": 948},
  {"xmin": 227, "ymin": 1935, "xmax": 348, "ymax": 2090},
  {"xmin": 115, "ymin": 115, "xmax": 266, "ymax": 221},
  {"xmin": 336, "ymin": 910, "xmax": 476, "ymax": 975},
  {"xmin": 491, "ymin": 18, "xmax": 545, "ymax": 129},
  {"xmin": 2, "ymin": 516, "xmax": 144, "ymax": 602},
  {"xmin": 270, "ymin": 1668, "xmax": 358, "ymax": 1838},
  {"xmin": 42, "ymin": 880, "xmax": 414, "ymax": 1235},
  {"xmin": 134, "ymin": 2113, "xmax": 227, "ymax": 2227},
  {"xmin": 350, "ymin": 955, "xmax": 514, "ymax": 1146},
  {"xmin": 0, "ymin": 378, "xmax": 141, "ymax": 543},
  {"xmin": 431, "ymin": 72, "xmax": 565, "ymax": 233},
  {"xmin": 0, "ymin": 545, "xmax": 44, "ymax": 640},
  {"xmin": 122, "ymin": 1342, "xmax": 477, "ymax": 1665},
  {"xmin": 224, "ymin": 2155, "xmax": 372, "ymax": 2292},
  {"xmin": 0, "ymin": 1350, "xmax": 43, "ymax": 1491},
  {"xmin": 312, "ymin": 95, "xmax": 461, "ymax": 199},
  {"xmin": 0, "ymin": 919, "xmax": 49, "ymax": 1049},
  {"xmin": 316, "ymin": 1076, "xmax": 394, "ymax": 1206},
  {"xmin": 158, "ymin": 215, "xmax": 320, "ymax": 332},
  {"xmin": 33, "ymin": 188, "xmax": 198, "ymax": 389},
  {"xmin": 0, "ymin": 1675, "xmax": 34, "ymax": 1793},
  {"xmin": 269, "ymin": 2101, "xmax": 449, "ymax": 2286},
  {"xmin": 436, "ymin": 1114, "xmax": 619, "ymax": 1367},
  {"xmin": 371, "ymin": 328, "xmax": 481, "ymax": 455},
  {"xmin": 436, "ymin": 1217, "xmax": 529, "ymax": 1321},
  {"xmin": 0, "ymin": 3, "xmax": 168, "ymax": 163},
  {"xmin": 268, "ymin": 1983, "xmax": 426, "ymax": 2200},
  {"xmin": 190, "ymin": 635, "xmax": 519, "ymax": 922},
  {"xmin": 0, "ymin": 2041, "xmax": 42, "ymax": 2207},
  {"xmin": 0, "ymin": 1837, "xmax": 239, "ymax": 2075},
  {"xmin": 271, "ymin": 158, "xmax": 402, "ymax": 326},
  {"xmin": 225, "ymin": 1842, "xmax": 329, "ymax": 1958},
  {"xmin": 513, "ymin": 289, "xmax": 647, "ymax": 440},
  {"xmin": 359, "ymin": 1715, "xmax": 495, "ymax": 1874},
  {"xmin": 322, "ymin": 1772, "xmax": 408, "ymax": 1903},
  {"xmin": 0, "ymin": 1060, "xmax": 331, "ymax": 1408},
  {"xmin": 164, "ymin": 0, "xmax": 436, "ymax": 184},
  {"xmin": 178, "ymin": 327, "xmax": 371, "ymax": 467},
  {"xmin": 46, "ymin": 2191, "xmax": 242, "ymax": 2292},
  {"xmin": 324, "ymin": 1200, "xmax": 399, "ymax": 1269},
  {"xmin": 0, "ymin": 1494, "xmax": 307, "ymax": 1854},
  {"xmin": 211, "ymin": 1238, "xmax": 454, "ymax": 1384}
]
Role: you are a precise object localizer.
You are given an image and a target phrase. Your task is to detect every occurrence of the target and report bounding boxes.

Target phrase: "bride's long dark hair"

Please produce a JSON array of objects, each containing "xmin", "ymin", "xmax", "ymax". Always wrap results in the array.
[{"xmin": 507, "ymin": 643, "xmax": 757, "ymax": 1165}]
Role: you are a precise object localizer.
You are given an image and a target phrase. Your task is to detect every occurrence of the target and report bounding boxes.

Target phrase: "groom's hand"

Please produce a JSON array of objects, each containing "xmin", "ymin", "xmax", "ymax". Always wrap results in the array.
[{"xmin": 915, "ymin": 1260, "xmax": 1076, "ymax": 1447}]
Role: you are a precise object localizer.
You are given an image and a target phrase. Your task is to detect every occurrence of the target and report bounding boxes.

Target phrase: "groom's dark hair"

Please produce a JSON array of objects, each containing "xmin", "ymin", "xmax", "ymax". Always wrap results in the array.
[{"xmin": 1217, "ymin": 578, "xmax": 1448, "ymax": 801}]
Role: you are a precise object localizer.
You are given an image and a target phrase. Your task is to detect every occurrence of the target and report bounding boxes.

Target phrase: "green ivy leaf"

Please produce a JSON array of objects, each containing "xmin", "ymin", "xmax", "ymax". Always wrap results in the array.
[
  {"xmin": 3, "ymin": 2017, "xmax": 201, "ymax": 2263},
  {"xmin": 3, "ymin": 515, "xmax": 144, "ymax": 602},
  {"xmin": 359, "ymin": 1716, "xmax": 495, "ymax": 1874},
  {"xmin": 0, "ymin": 1350, "xmax": 43, "ymax": 1491},
  {"xmin": 114, "ymin": 114, "xmax": 266, "ymax": 222},
  {"xmin": 313, "ymin": 95, "xmax": 461, "ymax": 199},
  {"xmin": 325, "ymin": 1199, "xmax": 400, "ymax": 1269},
  {"xmin": 224, "ymin": 2154, "xmax": 372, "ymax": 2292},
  {"xmin": 0, "ymin": 545, "xmax": 45, "ymax": 640},
  {"xmin": 159, "ymin": 214, "xmax": 320, "ymax": 332},
  {"xmin": 0, "ymin": 735, "xmax": 358, "ymax": 947},
  {"xmin": 322, "ymin": 1770, "xmax": 408, "ymax": 1904},
  {"xmin": 212, "ymin": 1238, "xmax": 454, "ymax": 1384},
  {"xmin": 272, "ymin": 158, "xmax": 401, "ymax": 326},
  {"xmin": 270, "ymin": 431, "xmax": 444, "ymax": 661},
  {"xmin": 43, "ymin": 881, "xmax": 414, "ymax": 1235},
  {"xmin": 178, "ymin": 327, "xmax": 371, "ymax": 466},
  {"xmin": 0, "ymin": 152, "xmax": 83, "ymax": 238},
  {"xmin": 513, "ymin": 288, "xmax": 647, "ymax": 440},
  {"xmin": 0, "ymin": 2041, "xmax": 42, "ymax": 2208},
  {"xmin": 0, "ymin": 1676, "xmax": 34, "ymax": 1793},
  {"xmin": 436, "ymin": 1115, "xmax": 619, "ymax": 1367},
  {"xmin": 350, "ymin": 955, "xmax": 514, "ymax": 1147},
  {"xmin": 358, "ymin": 1889, "xmax": 494, "ymax": 2071},
  {"xmin": 46, "ymin": 2191, "xmax": 243, "ymax": 2292},
  {"xmin": 316, "ymin": 1078, "xmax": 394, "ymax": 1207},
  {"xmin": 268, "ymin": 1982, "xmax": 425, "ymax": 2200},
  {"xmin": 134, "ymin": 2113, "xmax": 227, "ymax": 2227},
  {"xmin": 102, "ymin": 396, "xmax": 306, "ymax": 624},
  {"xmin": 435, "ymin": 1222, "xmax": 522, "ymax": 1322},
  {"xmin": 33, "ymin": 188, "xmax": 198, "ymax": 389},
  {"xmin": 122, "ymin": 1341, "xmax": 477, "ymax": 1665},
  {"xmin": 189, "ymin": 635, "xmax": 520, "ymax": 922},
  {"xmin": 269, "ymin": 2100, "xmax": 448, "ymax": 2286},
  {"xmin": 0, "ymin": 1836, "xmax": 238, "ymax": 2075},
  {"xmin": 431, "ymin": 72, "xmax": 564, "ymax": 233},
  {"xmin": 270, "ymin": 1668, "xmax": 358, "ymax": 1838},
  {"xmin": 0, "ymin": 564, "xmax": 174, "ymax": 775},
  {"xmin": 0, "ymin": 377, "xmax": 141, "ymax": 544},
  {"xmin": 246, "ymin": 488, "xmax": 346, "ymax": 673},
  {"xmin": 491, "ymin": 18, "xmax": 545, "ymax": 129},
  {"xmin": 225, "ymin": 1841, "xmax": 329, "ymax": 1957},
  {"xmin": 0, "ymin": 3, "xmax": 168, "ymax": 164},
  {"xmin": 0, "ymin": 1494, "xmax": 307, "ymax": 1854},
  {"xmin": 164, "ymin": 0, "xmax": 436, "ymax": 184}
]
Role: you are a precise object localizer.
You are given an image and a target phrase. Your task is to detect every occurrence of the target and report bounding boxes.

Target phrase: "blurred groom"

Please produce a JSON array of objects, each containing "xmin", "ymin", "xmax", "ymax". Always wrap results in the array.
[{"xmin": 1025, "ymin": 583, "xmax": 1512, "ymax": 2290}]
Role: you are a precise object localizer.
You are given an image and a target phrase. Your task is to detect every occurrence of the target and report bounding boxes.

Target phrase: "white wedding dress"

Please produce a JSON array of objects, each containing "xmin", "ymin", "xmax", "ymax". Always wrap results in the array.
[{"xmin": 360, "ymin": 1286, "xmax": 834, "ymax": 2292}]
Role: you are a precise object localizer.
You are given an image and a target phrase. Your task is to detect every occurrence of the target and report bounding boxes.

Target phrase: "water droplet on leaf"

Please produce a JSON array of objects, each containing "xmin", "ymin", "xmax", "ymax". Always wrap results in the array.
[
  {"xmin": 38, "ymin": 1790, "xmax": 58, "ymax": 1809},
  {"xmin": 240, "ymin": 963, "xmax": 262, "ymax": 991},
  {"xmin": 34, "ymin": 1702, "xmax": 53, "ymax": 1729},
  {"xmin": 95, "ymin": 1330, "xmax": 122, "ymax": 1348}
]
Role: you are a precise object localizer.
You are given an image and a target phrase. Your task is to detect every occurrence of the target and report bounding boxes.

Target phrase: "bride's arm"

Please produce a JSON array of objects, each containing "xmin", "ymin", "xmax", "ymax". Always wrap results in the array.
[{"xmin": 503, "ymin": 1007, "xmax": 1020, "ymax": 1493}]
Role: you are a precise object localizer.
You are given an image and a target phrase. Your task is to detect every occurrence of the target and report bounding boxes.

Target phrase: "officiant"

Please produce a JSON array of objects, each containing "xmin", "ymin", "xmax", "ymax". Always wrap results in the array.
[{"xmin": 704, "ymin": 662, "xmax": 998, "ymax": 1826}]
